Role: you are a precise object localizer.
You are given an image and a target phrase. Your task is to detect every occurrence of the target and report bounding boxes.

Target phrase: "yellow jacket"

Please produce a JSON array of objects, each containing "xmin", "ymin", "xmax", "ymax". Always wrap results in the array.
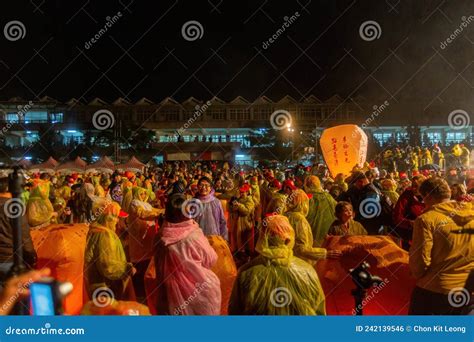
[{"xmin": 409, "ymin": 201, "xmax": 474, "ymax": 294}]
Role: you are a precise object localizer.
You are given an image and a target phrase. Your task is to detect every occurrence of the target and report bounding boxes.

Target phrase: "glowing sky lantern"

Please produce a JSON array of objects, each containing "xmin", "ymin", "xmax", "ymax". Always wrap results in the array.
[{"xmin": 320, "ymin": 124, "xmax": 368, "ymax": 177}]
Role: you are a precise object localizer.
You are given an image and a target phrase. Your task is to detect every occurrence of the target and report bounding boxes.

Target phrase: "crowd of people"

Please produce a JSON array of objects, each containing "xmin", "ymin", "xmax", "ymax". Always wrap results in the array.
[{"xmin": 0, "ymin": 156, "xmax": 472, "ymax": 316}]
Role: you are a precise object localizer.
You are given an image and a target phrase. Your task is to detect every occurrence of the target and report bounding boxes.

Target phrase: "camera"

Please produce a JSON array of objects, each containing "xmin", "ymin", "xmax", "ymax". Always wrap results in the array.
[{"xmin": 350, "ymin": 261, "xmax": 383, "ymax": 289}]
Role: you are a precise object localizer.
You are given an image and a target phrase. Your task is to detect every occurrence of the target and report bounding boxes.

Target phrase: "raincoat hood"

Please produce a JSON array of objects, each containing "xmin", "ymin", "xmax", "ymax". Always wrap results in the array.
[
  {"xmin": 132, "ymin": 186, "xmax": 148, "ymax": 201},
  {"xmin": 285, "ymin": 189, "xmax": 309, "ymax": 216},
  {"xmin": 256, "ymin": 215, "xmax": 295, "ymax": 265},
  {"xmin": 160, "ymin": 219, "xmax": 200, "ymax": 246}
]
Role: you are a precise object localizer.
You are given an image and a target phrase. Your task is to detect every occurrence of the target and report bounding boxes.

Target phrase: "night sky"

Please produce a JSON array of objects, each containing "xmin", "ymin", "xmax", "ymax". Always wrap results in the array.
[{"xmin": 1, "ymin": 0, "xmax": 474, "ymax": 108}]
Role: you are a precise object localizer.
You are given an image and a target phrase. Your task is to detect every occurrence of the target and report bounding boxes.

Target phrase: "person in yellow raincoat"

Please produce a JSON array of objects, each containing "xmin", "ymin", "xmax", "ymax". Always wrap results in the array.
[
  {"xmin": 421, "ymin": 148, "xmax": 433, "ymax": 166},
  {"xmin": 229, "ymin": 183, "xmax": 255, "ymax": 261},
  {"xmin": 285, "ymin": 189, "xmax": 341, "ymax": 265},
  {"xmin": 120, "ymin": 181, "xmax": 134, "ymax": 214},
  {"xmin": 334, "ymin": 173, "xmax": 348, "ymax": 192},
  {"xmin": 380, "ymin": 178, "xmax": 399, "ymax": 205},
  {"xmin": 84, "ymin": 201, "xmax": 135, "ymax": 301},
  {"xmin": 409, "ymin": 177, "xmax": 474, "ymax": 315},
  {"xmin": 127, "ymin": 187, "xmax": 163, "ymax": 297},
  {"xmin": 92, "ymin": 175, "xmax": 105, "ymax": 197},
  {"xmin": 27, "ymin": 180, "xmax": 56, "ymax": 229},
  {"xmin": 228, "ymin": 214, "xmax": 326, "ymax": 315},
  {"xmin": 303, "ymin": 176, "xmax": 337, "ymax": 247}
]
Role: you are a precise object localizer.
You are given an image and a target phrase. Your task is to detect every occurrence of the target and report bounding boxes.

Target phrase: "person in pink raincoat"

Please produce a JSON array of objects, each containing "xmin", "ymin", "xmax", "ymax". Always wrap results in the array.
[{"xmin": 153, "ymin": 193, "xmax": 221, "ymax": 315}]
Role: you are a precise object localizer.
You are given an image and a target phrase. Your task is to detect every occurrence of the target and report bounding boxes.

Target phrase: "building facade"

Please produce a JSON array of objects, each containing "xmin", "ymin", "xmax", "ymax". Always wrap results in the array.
[{"xmin": 0, "ymin": 95, "xmax": 472, "ymax": 162}]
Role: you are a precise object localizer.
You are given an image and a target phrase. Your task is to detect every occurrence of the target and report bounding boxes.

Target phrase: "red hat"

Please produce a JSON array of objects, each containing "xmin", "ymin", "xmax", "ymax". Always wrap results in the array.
[
  {"xmin": 119, "ymin": 210, "xmax": 129, "ymax": 218},
  {"xmin": 269, "ymin": 179, "xmax": 282, "ymax": 190},
  {"xmin": 282, "ymin": 179, "xmax": 297, "ymax": 191},
  {"xmin": 124, "ymin": 171, "xmax": 134, "ymax": 180},
  {"xmin": 239, "ymin": 183, "xmax": 250, "ymax": 193},
  {"xmin": 399, "ymin": 171, "xmax": 407, "ymax": 179}
]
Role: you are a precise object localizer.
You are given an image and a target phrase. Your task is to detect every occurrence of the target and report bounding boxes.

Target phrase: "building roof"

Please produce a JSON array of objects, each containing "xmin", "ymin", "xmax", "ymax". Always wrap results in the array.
[
  {"xmin": 135, "ymin": 97, "xmax": 155, "ymax": 105},
  {"xmin": 276, "ymin": 95, "xmax": 298, "ymax": 104},
  {"xmin": 89, "ymin": 97, "xmax": 109, "ymax": 106},
  {"xmin": 230, "ymin": 96, "xmax": 250, "ymax": 105},
  {"xmin": 112, "ymin": 97, "xmax": 132, "ymax": 106}
]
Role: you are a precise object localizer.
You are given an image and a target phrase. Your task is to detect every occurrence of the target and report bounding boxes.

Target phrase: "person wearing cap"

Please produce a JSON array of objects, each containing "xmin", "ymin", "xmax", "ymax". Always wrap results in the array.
[
  {"xmin": 285, "ymin": 189, "xmax": 341, "ymax": 264},
  {"xmin": 409, "ymin": 177, "xmax": 474, "ymax": 315},
  {"xmin": 229, "ymin": 214, "xmax": 326, "ymax": 315},
  {"xmin": 153, "ymin": 193, "xmax": 221, "ymax": 315},
  {"xmin": 304, "ymin": 175, "xmax": 337, "ymax": 247},
  {"xmin": 281, "ymin": 179, "xmax": 297, "ymax": 196},
  {"xmin": 229, "ymin": 183, "xmax": 255, "ymax": 262},
  {"xmin": 194, "ymin": 177, "xmax": 228, "ymax": 240},
  {"xmin": 85, "ymin": 201, "xmax": 136, "ymax": 301},
  {"xmin": 0, "ymin": 175, "xmax": 37, "ymax": 285},
  {"xmin": 339, "ymin": 171, "xmax": 392, "ymax": 235}
]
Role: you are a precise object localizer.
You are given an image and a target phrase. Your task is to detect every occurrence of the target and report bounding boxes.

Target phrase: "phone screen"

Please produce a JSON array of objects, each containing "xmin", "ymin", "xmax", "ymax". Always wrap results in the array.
[{"xmin": 30, "ymin": 282, "xmax": 55, "ymax": 315}]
